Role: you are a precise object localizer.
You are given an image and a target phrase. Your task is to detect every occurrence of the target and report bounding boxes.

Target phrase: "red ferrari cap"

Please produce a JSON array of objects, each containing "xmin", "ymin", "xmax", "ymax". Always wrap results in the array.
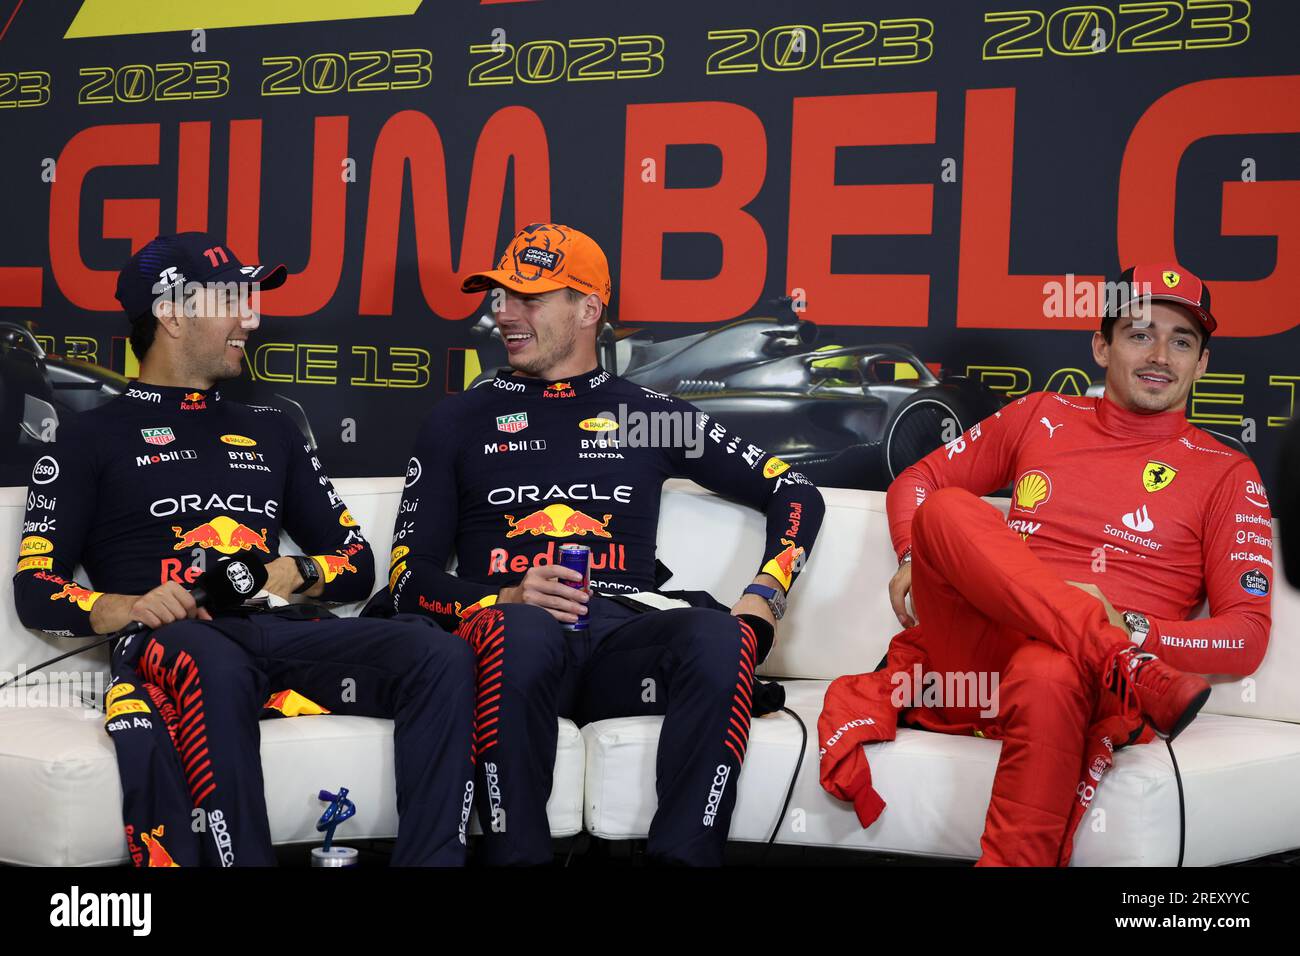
[{"xmin": 1107, "ymin": 263, "xmax": 1216, "ymax": 336}]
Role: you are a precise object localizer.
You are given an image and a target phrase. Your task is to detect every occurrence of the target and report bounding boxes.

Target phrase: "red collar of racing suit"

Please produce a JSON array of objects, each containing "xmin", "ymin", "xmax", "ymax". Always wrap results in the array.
[{"xmin": 1095, "ymin": 393, "xmax": 1188, "ymax": 439}]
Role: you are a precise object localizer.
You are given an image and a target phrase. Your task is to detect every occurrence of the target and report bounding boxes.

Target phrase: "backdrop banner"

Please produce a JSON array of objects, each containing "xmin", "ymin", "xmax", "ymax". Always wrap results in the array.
[{"xmin": 1, "ymin": 0, "xmax": 1296, "ymax": 486}]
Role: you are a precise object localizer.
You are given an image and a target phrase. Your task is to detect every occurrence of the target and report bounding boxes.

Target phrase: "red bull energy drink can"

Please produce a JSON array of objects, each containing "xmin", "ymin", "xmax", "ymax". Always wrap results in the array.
[{"xmin": 558, "ymin": 543, "xmax": 591, "ymax": 631}]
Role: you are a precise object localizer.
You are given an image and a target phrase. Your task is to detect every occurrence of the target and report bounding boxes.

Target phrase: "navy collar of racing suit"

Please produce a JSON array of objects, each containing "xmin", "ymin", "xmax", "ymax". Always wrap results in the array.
[
  {"xmin": 492, "ymin": 366, "xmax": 611, "ymax": 398},
  {"xmin": 120, "ymin": 382, "xmax": 224, "ymax": 411}
]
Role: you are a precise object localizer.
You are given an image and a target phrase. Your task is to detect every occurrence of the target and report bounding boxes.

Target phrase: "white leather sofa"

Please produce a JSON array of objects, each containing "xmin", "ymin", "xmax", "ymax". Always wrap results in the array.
[{"xmin": 1, "ymin": 478, "xmax": 1297, "ymax": 866}]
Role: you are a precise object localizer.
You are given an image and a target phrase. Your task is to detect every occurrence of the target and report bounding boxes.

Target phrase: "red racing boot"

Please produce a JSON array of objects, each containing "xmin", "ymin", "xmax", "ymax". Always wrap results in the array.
[{"xmin": 1106, "ymin": 647, "xmax": 1211, "ymax": 740}]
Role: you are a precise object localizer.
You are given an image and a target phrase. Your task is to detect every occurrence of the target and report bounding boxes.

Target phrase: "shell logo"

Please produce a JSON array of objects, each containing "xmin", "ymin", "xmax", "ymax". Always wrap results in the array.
[
  {"xmin": 579, "ymin": 418, "xmax": 618, "ymax": 432},
  {"xmin": 763, "ymin": 457, "xmax": 790, "ymax": 479},
  {"xmin": 1013, "ymin": 470, "xmax": 1052, "ymax": 513},
  {"xmin": 220, "ymin": 434, "xmax": 257, "ymax": 447}
]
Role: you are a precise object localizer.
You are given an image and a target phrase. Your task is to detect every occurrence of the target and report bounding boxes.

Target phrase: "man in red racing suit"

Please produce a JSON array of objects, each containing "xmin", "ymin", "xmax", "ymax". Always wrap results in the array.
[{"xmin": 818, "ymin": 264, "xmax": 1273, "ymax": 866}]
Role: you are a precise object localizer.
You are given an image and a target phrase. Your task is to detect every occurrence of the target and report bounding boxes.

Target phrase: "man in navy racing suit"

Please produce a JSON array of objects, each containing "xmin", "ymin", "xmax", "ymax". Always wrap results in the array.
[
  {"xmin": 365, "ymin": 223, "xmax": 825, "ymax": 865},
  {"xmin": 12, "ymin": 233, "xmax": 476, "ymax": 866}
]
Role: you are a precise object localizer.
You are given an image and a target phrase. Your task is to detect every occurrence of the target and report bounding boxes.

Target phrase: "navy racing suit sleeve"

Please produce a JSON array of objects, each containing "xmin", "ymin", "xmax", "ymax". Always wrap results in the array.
[
  {"xmin": 12, "ymin": 417, "xmax": 106, "ymax": 637},
  {"xmin": 669, "ymin": 398, "xmax": 825, "ymax": 594},
  {"xmin": 276, "ymin": 413, "xmax": 375, "ymax": 604},
  {"xmin": 385, "ymin": 399, "xmax": 498, "ymax": 629}
]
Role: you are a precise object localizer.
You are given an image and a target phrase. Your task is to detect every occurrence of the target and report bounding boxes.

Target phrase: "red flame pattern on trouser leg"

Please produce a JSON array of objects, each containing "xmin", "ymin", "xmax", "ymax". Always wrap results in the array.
[
  {"xmin": 457, "ymin": 598, "xmax": 759, "ymax": 867},
  {"xmin": 457, "ymin": 607, "xmax": 507, "ymax": 763},
  {"xmin": 457, "ymin": 604, "xmax": 567, "ymax": 865},
  {"xmin": 140, "ymin": 644, "xmax": 215, "ymax": 806},
  {"xmin": 108, "ymin": 622, "xmax": 274, "ymax": 866}
]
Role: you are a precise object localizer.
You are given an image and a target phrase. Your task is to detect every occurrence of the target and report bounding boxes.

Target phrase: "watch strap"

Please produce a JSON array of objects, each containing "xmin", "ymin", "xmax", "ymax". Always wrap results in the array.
[{"xmin": 293, "ymin": 555, "xmax": 321, "ymax": 594}]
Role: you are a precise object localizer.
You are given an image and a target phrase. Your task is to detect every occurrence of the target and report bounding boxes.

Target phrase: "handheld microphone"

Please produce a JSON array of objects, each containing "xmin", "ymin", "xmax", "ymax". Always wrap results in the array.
[
  {"xmin": 113, "ymin": 556, "xmax": 269, "ymax": 642},
  {"xmin": 0, "ymin": 558, "xmax": 270, "ymax": 692}
]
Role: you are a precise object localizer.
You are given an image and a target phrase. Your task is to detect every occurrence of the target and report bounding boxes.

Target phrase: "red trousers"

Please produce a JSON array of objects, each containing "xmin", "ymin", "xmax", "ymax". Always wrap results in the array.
[{"xmin": 906, "ymin": 487, "xmax": 1141, "ymax": 866}]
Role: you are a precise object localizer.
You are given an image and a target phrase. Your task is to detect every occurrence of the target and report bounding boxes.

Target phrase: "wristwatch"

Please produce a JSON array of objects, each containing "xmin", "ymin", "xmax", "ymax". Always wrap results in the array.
[
  {"xmin": 899, "ymin": 547, "xmax": 913, "ymax": 566},
  {"xmin": 743, "ymin": 583, "xmax": 787, "ymax": 621},
  {"xmin": 1123, "ymin": 610, "xmax": 1150, "ymax": 647},
  {"xmin": 293, "ymin": 555, "xmax": 322, "ymax": 594}
]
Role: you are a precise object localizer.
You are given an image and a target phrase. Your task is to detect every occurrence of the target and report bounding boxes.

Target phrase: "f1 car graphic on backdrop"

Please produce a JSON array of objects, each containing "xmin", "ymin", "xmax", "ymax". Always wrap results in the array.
[
  {"xmin": 469, "ymin": 310, "xmax": 1006, "ymax": 490},
  {"xmin": 0, "ymin": 321, "xmax": 318, "ymax": 487},
  {"xmin": 469, "ymin": 310, "xmax": 1250, "ymax": 490}
]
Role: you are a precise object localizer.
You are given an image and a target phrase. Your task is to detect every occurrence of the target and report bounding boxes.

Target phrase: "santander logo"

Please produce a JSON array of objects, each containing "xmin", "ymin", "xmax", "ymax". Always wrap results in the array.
[{"xmin": 1122, "ymin": 505, "xmax": 1154, "ymax": 533}]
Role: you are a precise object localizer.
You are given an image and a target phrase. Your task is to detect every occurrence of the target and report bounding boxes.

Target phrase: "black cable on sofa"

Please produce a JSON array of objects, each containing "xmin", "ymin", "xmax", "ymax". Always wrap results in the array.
[
  {"xmin": 1165, "ymin": 737, "xmax": 1187, "ymax": 867},
  {"xmin": 764, "ymin": 704, "xmax": 808, "ymax": 857}
]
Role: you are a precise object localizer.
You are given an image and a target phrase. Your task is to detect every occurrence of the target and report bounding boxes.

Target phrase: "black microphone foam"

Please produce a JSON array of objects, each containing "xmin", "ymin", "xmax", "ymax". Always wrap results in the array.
[{"xmin": 191, "ymin": 557, "xmax": 269, "ymax": 611}]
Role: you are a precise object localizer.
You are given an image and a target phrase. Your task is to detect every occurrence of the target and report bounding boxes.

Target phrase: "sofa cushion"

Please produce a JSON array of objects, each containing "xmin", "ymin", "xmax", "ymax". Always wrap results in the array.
[
  {"xmin": 0, "ymin": 702, "xmax": 584, "ymax": 866},
  {"xmin": 582, "ymin": 679, "xmax": 1300, "ymax": 865}
]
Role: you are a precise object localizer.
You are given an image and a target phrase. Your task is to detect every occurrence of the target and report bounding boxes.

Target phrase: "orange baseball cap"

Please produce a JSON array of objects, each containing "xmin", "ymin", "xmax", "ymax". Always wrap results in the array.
[{"xmin": 462, "ymin": 223, "xmax": 611, "ymax": 305}]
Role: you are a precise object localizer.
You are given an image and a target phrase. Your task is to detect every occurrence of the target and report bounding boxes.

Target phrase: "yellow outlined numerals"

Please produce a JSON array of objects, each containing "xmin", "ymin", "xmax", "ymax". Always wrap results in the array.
[
  {"xmin": 567, "ymin": 38, "xmax": 617, "ymax": 81},
  {"xmin": 983, "ymin": 1, "xmax": 1249, "ymax": 59},
  {"xmin": 983, "ymin": 11, "xmax": 1047, "ymax": 59},
  {"xmin": 0, "ymin": 71, "xmax": 51, "ymax": 108},
  {"xmin": 1184, "ymin": 0, "xmax": 1250, "ymax": 49},
  {"xmin": 707, "ymin": 19, "xmax": 932, "ymax": 74},
  {"xmin": 1116, "ymin": 2, "xmax": 1183, "ymax": 52},
  {"xmin": 78, "ymin": 61, "xmax": 228, "ymax": 104},
  {"xmin": 706, "ymin": 30, "xmax": 759, "ymax": 75},
  {"xmin": 348, "ymin": 346, "xmax": 430, "ymax": 389},
  {"xmin": 468, "ymin": 35, "xmax": 663, "ymax": 87},
  {"xmin": 261, "ymin": 49, "xmax": 431, "ymax": 96}
]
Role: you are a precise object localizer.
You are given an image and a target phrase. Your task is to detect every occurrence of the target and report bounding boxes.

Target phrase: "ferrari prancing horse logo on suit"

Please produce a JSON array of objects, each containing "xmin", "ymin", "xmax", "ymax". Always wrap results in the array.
[{"xmin": 1142, "ymin": 461, "xmax": 1177, "ymax": 492}]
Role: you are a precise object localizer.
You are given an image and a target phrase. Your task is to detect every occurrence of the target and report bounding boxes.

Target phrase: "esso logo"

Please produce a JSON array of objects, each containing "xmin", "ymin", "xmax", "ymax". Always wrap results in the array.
[
  {"xmin": 405, "ymin": 457, "xmax": 422, "ymax": 488},
  {"xmin": 31, "ymin": 456, "xmax": 59, "ymax": 485}
]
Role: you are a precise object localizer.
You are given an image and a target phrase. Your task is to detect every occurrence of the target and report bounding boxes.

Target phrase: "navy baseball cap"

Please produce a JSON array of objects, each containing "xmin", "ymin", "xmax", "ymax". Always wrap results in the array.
[{"xmin": 114, "ymin": 232, "xmax": 287, "ymax": 318}]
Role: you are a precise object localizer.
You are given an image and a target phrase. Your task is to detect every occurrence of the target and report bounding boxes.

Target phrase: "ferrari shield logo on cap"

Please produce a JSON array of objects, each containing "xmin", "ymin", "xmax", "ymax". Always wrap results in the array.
[
  {"xmin": 1142, "ymin": 460, "xmax": 1177, "ymax": 492},
  {"xmin": 1162, "ymin": 271, "xmax": 1181, "ymax": 289}
]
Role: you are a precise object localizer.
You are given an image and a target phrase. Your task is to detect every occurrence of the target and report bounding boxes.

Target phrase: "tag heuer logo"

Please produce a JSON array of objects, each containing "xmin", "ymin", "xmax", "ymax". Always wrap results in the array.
[
  {"xmin": 497, "ymin": 412, "xmax": 528, "ymax": 434},
  {"xmin": 1162, "ymin": 270, "xmax": 1181, "ymax": 289},
  {"xmin": 141, "ymin": 427, "xmax": 175, "ymax": 446}
]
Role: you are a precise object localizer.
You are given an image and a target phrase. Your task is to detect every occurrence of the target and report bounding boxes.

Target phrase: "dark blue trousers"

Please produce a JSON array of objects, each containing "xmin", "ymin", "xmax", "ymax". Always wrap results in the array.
[
  {"xmin": 458, "ymin": 596, "xmax": 758, "ymax": 866},
  {"xmin": 105, "ymin": 609, "xmax": 476, "ymax": 866}
]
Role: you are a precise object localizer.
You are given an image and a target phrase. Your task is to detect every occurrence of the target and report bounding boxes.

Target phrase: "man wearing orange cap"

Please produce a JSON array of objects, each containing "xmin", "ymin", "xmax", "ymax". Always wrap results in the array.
[
  {"xmin": 368, "ymin": 223, "xmax": 825, "ymax": 865},
  {"xmin": 819, "ymin": 264, "xmax": 1273, "ymax": 865}
]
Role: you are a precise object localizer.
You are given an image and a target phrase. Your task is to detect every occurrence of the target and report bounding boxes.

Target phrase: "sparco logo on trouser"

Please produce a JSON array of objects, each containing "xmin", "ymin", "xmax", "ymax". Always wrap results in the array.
[
  {"xmin": 702, "ymin": 764, "xmax": 732, "ymax": 827},
  {"xmin": 458, "ymin": 780, "xmax": 474, "ymax": 846},
  {"xmin": 209, "ymin": 809, "xmax": 234, "ymax": 866}
]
